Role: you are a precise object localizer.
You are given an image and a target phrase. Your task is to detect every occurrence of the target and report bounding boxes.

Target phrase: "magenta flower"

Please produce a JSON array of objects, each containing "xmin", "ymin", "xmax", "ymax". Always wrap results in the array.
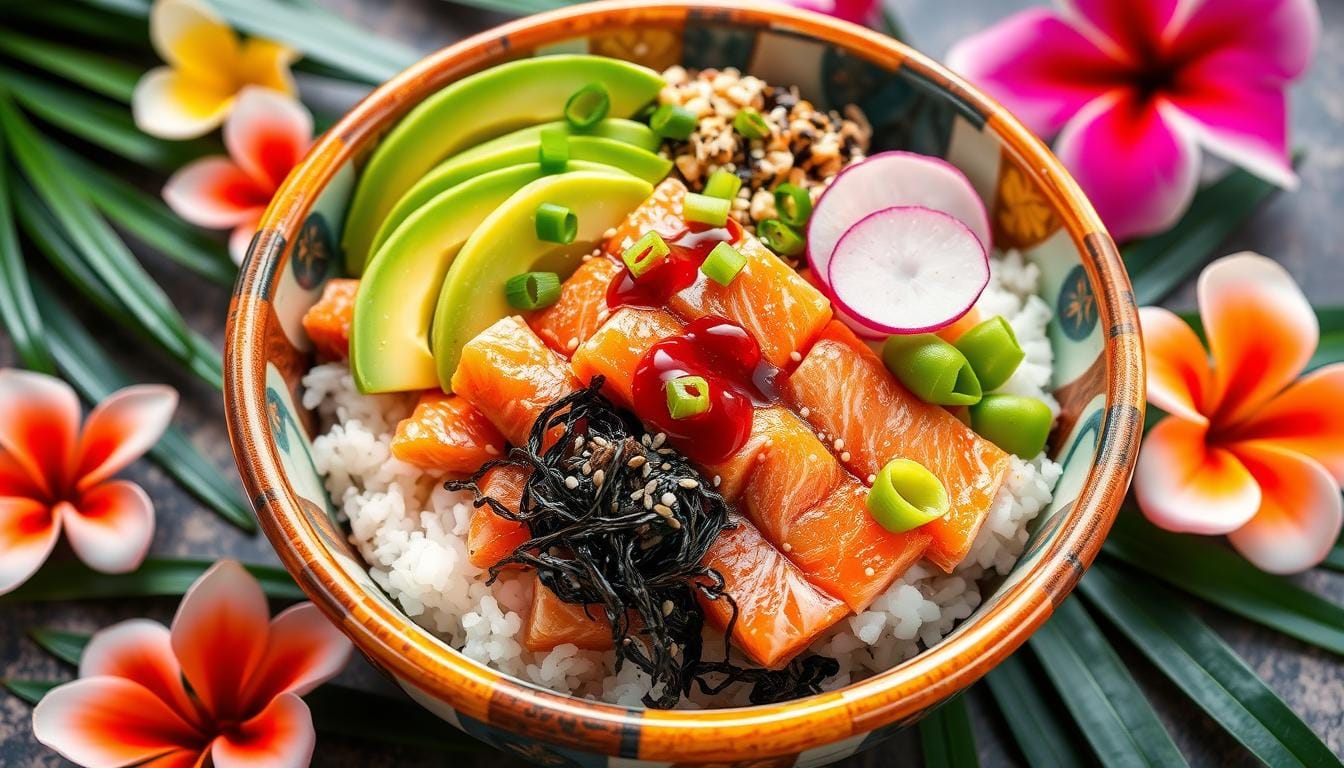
[{"xmin": 946, "ymin": 0, "xmax": 1318, "ymax": 240}]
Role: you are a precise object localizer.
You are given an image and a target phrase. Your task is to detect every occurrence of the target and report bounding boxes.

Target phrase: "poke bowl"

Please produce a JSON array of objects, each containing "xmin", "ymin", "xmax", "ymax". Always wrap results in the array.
[{"xmin": 223, "ymin": 1, "xmax": 1144, "ymax": 765}]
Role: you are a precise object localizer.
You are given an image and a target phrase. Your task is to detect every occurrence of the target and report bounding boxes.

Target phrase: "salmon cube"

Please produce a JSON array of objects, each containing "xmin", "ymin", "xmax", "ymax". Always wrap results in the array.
[
  {"xmin": 527, "ymin": 257, "xmax": 623, "ymax": 357},
  {"xmin": 452, "ymin": 316, "xmax": 579, "ymax": 447},
  {"xmin": 391, "ymin": 391, "xmax": 505, "ymax": 473},
  {"xmin": 570, "ymin": 307, "xmax": 681, "ymax": 410},
  {"xmin": 467, "ymin": 465, "xmax": 530, "ymax": 569},
  {"xmin": 524, "ymin": 579, "xmax": 613, "ymax": 652},
  {"xmin": 301, "ymin": 278, "xmax": 358, "ymax": 360}
]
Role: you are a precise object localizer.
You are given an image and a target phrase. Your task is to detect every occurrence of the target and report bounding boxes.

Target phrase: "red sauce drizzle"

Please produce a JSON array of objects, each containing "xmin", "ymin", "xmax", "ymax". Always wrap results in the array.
[
  {"xmin": 631, "ymin": 316, "xmax": 778, "ymax": 464},
  {"xmin": 606, "ymin": 218, "xmax": 744, "ymax": 309}
]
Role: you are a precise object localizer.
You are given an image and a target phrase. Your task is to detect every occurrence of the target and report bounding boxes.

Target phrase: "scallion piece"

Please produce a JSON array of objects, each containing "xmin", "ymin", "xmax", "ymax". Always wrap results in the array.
[
  {"xmin": 866, "ymin": 458, "xmax": 949, "ymax": 533},
  {"xmin": 732, "ymin": 108, "xmax": 770, "ymax": 140},
  {"xmin": 881, "ymin": 334, "xmax": 983, "ymax": 406},
  {"xmin": 701, "ymin": 242, "xmax": 747, "ymax": 286},
  {"xmin": 684, "ymin": 193, "xmax": 730, "ymax": 226},
  {"xmin": 622, "ymin": 230, "xmax": 670, "ymax": 279},
  {"xmin": 704, "ymin": 169, "xmax": 742, "ymax": 200},
  {"xmin": 773, "ymin": 183, "xmax": 812, "ymax": 227},
  {"xmin": 758, "ymin": 218, "xmax": 804, "ymax": 256},
  {"xmin": 563, "ymin": 83, "xmax": 611, "ymax": 129},
  {"xmin": 665, "ymin": 375, "xmax": 710, "ymax": 419},
  {"xmin": 954, "ymin": 315, "xmax": 1025, "ymax": 391},
  {"xmin": 535, "ymin": 203, "xmax": 577, "ymax": 244},
  {"xmin": 650, "ymin": 104, "xmax": 697, "ymax": 140},
  {"xmin": 969, "ymin": 394, "xmax": 1053, "ymax": 457},
  {"xmin": 538, "ymin": 128, "xmax": 569, "ymax": 172},
  {"xmin": 505, "ymin": 272, "xmax": 562, "ymax": 310}
]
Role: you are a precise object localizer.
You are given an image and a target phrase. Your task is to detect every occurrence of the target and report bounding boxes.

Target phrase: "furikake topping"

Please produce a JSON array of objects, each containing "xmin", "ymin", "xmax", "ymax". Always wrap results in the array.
[{"xmin": 448, "ymin": 379, "xmax": 838, "ymax": 708}]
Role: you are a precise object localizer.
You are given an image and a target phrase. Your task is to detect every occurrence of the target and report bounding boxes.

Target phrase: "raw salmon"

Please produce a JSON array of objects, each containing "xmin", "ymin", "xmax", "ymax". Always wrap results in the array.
[
  {"xmin": 451, "ymin": 316, "xmax": 579, "ymax": 447},
  {"xmin": 781, "ymin": 320, "xmax": 1009, "ymax": 571},
  {"xmin": 527, "ymin": 257, "xmax": 623, "ymax": 357},
  {"xmin": 467, "ymin": 464, "xmax": 531, "ymax": 569},
  {"xmin": 603, "ymin": 180, "xmax": 832, "ymax": 368},
  {"xmin": 700, "ymin": 514, "xmax": 849, "ymax": 668},
  {"xmin": 570, "ymin": 307, "xmax": 682, "ymax": 413},
  {"xmin": 391, "ymin": 391, "xmax": 505, "ymax": 473},
  {"xmin": 524, "ymin": 578, "xmax": 613, "ymax": 652},
  {"xmin": 301, "ymin": 278, "xmax": 358, "ymax": 359}
]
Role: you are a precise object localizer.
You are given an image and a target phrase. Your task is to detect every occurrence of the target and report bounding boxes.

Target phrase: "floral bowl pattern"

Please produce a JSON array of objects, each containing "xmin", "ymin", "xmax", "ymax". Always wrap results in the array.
[{"xmin": 223, "ymin": 2, "xmax": 1144, "ymax": 765}]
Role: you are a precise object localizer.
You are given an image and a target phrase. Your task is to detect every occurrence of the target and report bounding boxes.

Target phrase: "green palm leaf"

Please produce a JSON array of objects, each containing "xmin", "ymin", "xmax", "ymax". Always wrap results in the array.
[
  {"xmin": 2, "ymin": 679, "xmax": 58, "ymax": 705},
  {"xmin": 0, "ymin": 29, "xmax": 141, "ymax": 103},
  {"xmin": 982, "ymin": 654, "xmax": 1090, "ymax": 767},
  {"xmin": 1080, "ymin": 565, "xmax": 1339, "ymax": 767},
  {"xmin": 0, "ymin": 558, "xmax": 295, "ymax": 603},
  {"xmin": 28, "ymin": 628, "xmax": 89, "ymax": 667},
  {"xmin": 0, "ymin": 130, "xmax": 55, "ymax": 374},
  {"xmin": 1031, "ymin": 598, "xmax": 1188, "ymax": 767},
  {"xmin": 919, "ymin": 694, "xmax": 980, "ymax": 768}
]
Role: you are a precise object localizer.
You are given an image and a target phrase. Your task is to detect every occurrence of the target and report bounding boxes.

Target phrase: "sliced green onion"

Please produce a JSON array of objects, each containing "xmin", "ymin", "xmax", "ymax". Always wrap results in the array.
[
  {"xmin": 954, "ymin": 315, "xmax": 1025, "ymax": 391},
  {"xmin": 563, "ymin": 83, "xmax": 610, "ymax": 130},
  {"xmin": 650, "ymin": 104, "xmax": 696, "ymax": 140},
  {"xmin": 538, "ymin": 127, "xmax": 569, "ymax": 172},
  {"xmin": 665, "ymin": 375, "xmax": 710, "ymax": 419},
  {"xmin": 505, "ymin": 272, "xmax": 562, "ymax": 310},
  {"xmin": 867, "ymin": 458, "xmax": 949, "ymax": 533},
  {"xmin": 773, "ymin": 183, "xmax": 812, "ymax": 227},
  {"xmin": 882, "ymin": 334, "xmax": 982, "ymax": 406},
  {"xmin": 701, "ymin": 242, "xmax": 747, "ymax": 286},
  {"xmin": 703, "ymin": 169, "xmax": 742, "ymax": 200},
  {"xmin": 732, "ymin": 108, "xmax": 770, "ymax": 140},
  {"xmin": 684, "ymin": 193, "xmax": 730, "ymax": 226},
  {"xmin": 621, "ymin": 230, "xmax": 669, "ymax": 279},
  {"xmin": 969, "ymin": 394, "xmax": 1053, "ymax": 457},
  {"xmin": 535, "ymin": 203, "xmax": 577, "ymax": 244},
  {"xmin": 758, "ymin": 218, "xmax": 805, "ymax": 256}
]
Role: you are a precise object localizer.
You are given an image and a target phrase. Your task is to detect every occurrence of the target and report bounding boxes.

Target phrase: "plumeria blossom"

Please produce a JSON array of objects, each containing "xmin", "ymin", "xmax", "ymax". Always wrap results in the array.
[
  {"xmin": 33, "ymin": 560, "xmax": 353, "ymax": 768},
  {"xmin": 1137, "ymin": 253, "xmax": 1344, "ymax": 573},
  {"xmin": 133, "ymin": 0, "xmax": 298, "ymax": 139},
  {"xmin": 0, "ymin": 370, "xmax": 176, "ymax": 596},
  {"xmin": 163, "ymin": 86, "xmax": 314, "ymax": 264},
  {"xmin": 946, "ymin": 0, "xmax": 1319, "ymax": 240}
]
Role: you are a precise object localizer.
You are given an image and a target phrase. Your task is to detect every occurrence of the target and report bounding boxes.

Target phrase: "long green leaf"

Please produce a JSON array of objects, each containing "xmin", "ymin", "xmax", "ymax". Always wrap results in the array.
[
  {"xmin": 13, "ymin": 181, "xmax": 224, "ymax": 390},
  {"xmin": 2, "ymin": 679, "xmax": 59, "ymax": 705},
  {"xmin": 1104, "ymin": 512, "xmax": 1344, "ymax": 655},
  {"xmin": 0, "ymin": 29, "xmax": 141, "ymax": 103},
  {"xmin": 1124, "ymin": 163, "xmax": 1286, "ymax": 305},
  {"xmin": 1080, "ymin": 565, "xmax": 1338, "ymax": 767},
  {"xmin": 1309, "ymin": 307, "xmax": 1344, "ymax": 371},
  {"xmin": 1, "ymin": 558, "xmax": 295, "ymax": 603},
  {"xmin": 29, "ymin": 278, "xmax": 255, "ymax": 531},
  {"xmin": 0, "ymin": 124, "xmax": 55, "ymax": 373},
  {"xmin": 982, "ymin": 654, "xmax": 1090, "ymax": 767},
  {"xmin": 1323, "ymin": 542, "xmax": 1344, "ymax": 573},
  {"xmin": 919, "ymin": 694, "xmax": 979, "ymax": 768},
  {"xmin": 1030, "ymin": 599, "xmax": 1188, "ymax": 767},
  {"xmin": 6, "ymin": 2, "xmax": 148, "ymax": 49},
  {"xmin": 29, "ymin": 628, "xmax": 90, "ymax": 667}
]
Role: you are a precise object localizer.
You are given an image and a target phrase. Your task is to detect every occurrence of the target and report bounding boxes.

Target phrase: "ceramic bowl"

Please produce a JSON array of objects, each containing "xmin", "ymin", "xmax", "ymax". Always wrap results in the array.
[{"xmin": 224, "ymin": 2, "xmax": 1143, "ymax": 764}]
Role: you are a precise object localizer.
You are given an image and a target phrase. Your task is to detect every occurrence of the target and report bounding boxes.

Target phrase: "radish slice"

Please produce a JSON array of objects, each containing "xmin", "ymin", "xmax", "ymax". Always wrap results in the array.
[
  {"xmin": 808, "ymin": 151, "xmax": 991, "ymax": 287},
  {"xmin": 827, "ymin": 206, "xmax": 988, "ymax": 334}
]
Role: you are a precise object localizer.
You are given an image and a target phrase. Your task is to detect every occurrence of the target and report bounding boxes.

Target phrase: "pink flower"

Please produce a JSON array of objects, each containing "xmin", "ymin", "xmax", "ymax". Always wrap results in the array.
[
  {"xmin": 32, "ymin": 560, "xmax": 353, "ymax": 768},
  {"xmin": 163, "ymin": 86, "xmax": 313, "ymax": 264},
  {"xmin": 946, "ymin": 0, "xmax": 1318, "ymax": 240},
  {"xmin": 0, "ymin": 370, "xmax": 176, "ymax": 595},
  {"xmin": 773, "ymin": 0, "xmax": 880, "ymax": 26},
  {"xmin": 1137, "ymin": 253, "xmax": 1344, "ymax": 573}
]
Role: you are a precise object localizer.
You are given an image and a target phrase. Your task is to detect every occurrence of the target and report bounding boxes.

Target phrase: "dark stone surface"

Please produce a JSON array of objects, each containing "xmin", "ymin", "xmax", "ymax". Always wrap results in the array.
[{"xmin": 1, "ymin": 0, "xmax": 1340, "ymax": 765}]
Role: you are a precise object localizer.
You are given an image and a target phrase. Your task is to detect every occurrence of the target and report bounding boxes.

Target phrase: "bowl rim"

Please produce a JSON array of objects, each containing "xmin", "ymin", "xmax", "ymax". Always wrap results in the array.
[{"xmin": 225, "ymin": 1, "xmax": 1144, "ymax": 760}]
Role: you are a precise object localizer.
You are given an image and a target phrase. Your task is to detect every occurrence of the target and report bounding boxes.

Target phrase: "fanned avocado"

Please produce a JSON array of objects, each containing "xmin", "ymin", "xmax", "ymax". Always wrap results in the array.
[
  {"xmin": 342, "ymin": 55, "xmax": 664, "ymax": 273},
  {"xmin": 351, "ymin": 161, "xmax": 632, "ymax": 394},
  {"xmin": 370, "ymin": 136, "xmax": 671, "ymax": 253},
  {"xmin": 432, "ymin": 171, "xmax": 654, "ymax": 391},
  {"xmin": 452, "ymin": 118, "xmax": 660, "ymax": 161}
]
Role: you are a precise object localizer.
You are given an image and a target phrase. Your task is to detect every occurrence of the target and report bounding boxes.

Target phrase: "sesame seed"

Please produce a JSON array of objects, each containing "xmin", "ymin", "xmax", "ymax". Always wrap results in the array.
[
  {"xmin": 643, "ymin": 463, "xmax": 652, "ymax": 477},
  {"xmin": 841, "ymin": 451, "xmax": 852, "ymax": 462},
  {"xmin": 662, "ymin": 600, "xmax": 675, "ymax": 616},
  {"xmin": 808, "ymin": 453, "xmax": 818, "ymax": 462},
  {"xmin": 573, "ymin": 436, "xmax": 585, "ymax": 452},
  {"xmin": 485, "ymin": 444, "xmax": 500, "ymax": 456},
  {"xmin": 627, "ymin": 455, "xmax": 647, "ymax": 468},
  {"xmin": 866, "ymin": 474, "xmax": 877, "ymax": 484},
  {"xmin": 654, "ymin": 504, "xmax": 674, "ymax": 517},
  {"xmin": 756, "ymin": 453, "xmax": 767, "ymax": 463},
  {"xmin": 782, "ymin": 542, "xmax": 793, "ymax": 552},
  {"xmin": 660, "ymin": 492, "xmax": 677, "ymax": 506},
  {"xmin": 593, "ymin": 469, "xmax": 605, "ymax": 487},
  {"xmin": 713, "ymin": 475, "xmax": 722, "ymax": 486},
  {"xmin": 667, "ymin": 518, "xmax": 682, "ymax": 530},
  {"xmin": 678, "ymin": 478, "xmax": 699, "ymax": 489},
  {"xmin": 833, "ymin": 438, "xmax": 845, "ymax": 450},
  {"xmin": 644, "ymin": 495, "xmax": 654, "ymax": 509},
  {"xmin": 864, "ymin": 567, "xmax": 875, "ymax": 577},
  {"xmin": 564, "ymin": 476, "xmax": 579, "ymax": 489},
  {"xmin": 645, "ymin": 479, "xmax": 658, "ymax": 494},
  {"xmin": 641, "ymin": 434, "xmax": 652, "ymax": 447},
  {"xmin": 799, "ymin": 407, "xmax": 810, "ymax": 417},
  {"xmin": 661, "ymin": 462, "xmax": 672, "ymax": 470},
  {"xmin": 789, "ymin": 351, "xmax": 802, "ymax": 363},
  {"xmin": 581, "ymin": 461, "xmax": 592, "ymax": 475},
  {"xmin": 657, "ymin": 447, "xmax": 674, "ymax": 455},
  {"xmin": 631, "ymin": 489, "xmax": 646, "ymax": 500},
  {"xmin": 651, "ymin": 432, "xmax": 667, "ymax": 448}
]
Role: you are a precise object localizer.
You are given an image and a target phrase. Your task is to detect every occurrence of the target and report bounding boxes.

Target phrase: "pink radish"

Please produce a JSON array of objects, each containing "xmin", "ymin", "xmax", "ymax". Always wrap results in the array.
[
  {"xmin": 807, "ymin": 151, "xmax": 991, "ymax": 289},
  {"xmin": 827, "ymin": 206, "xmax": 988, "ymax": 334}
]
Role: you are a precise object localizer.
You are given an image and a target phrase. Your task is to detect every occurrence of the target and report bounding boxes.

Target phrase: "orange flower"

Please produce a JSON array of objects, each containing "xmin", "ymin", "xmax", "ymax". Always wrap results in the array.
[
  {"xmin": 32, "ymin": 560, "xmax": 353, "ymax": 768},
  {"xmin": 1137, "ymin": 253, "xmax": 1344, "ymax": 573},
  {"xmin": 0, "ymin": 370, "xmax": 176, "ymax": 595}
]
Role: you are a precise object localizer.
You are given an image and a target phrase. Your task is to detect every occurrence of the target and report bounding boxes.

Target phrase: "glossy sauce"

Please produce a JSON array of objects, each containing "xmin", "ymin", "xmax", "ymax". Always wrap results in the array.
[{"xmin": 606, "ymin": 219, "xmax": 744, "ymax": 309}]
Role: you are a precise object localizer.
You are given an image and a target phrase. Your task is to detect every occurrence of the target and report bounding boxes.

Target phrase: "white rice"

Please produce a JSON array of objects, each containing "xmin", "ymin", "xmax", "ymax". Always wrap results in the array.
[{"xmin": 303, "ymin": 251, "xmax": 1062, "ymax": 708}]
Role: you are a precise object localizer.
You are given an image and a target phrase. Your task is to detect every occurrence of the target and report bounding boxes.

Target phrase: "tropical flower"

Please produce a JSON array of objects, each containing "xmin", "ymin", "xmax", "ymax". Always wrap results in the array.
[
  {"xmin": 163, "ymin": 86, "xmax": 314, "ymax": 263},
  {"xmin": 133, "ymin": 0, "xmax": 298, "ymax": 139},
  {"xmin": 1137, "ymin": 253, "xmax": 1344, "ymax": 573},
  {"xmin": 0, "ymin": 370, "xmax": 176, "ymax": 596},
  {"xmin": 32, "ymin": 560, "xmax": 353, "ymax": 768},
  {"xmin": 946, "ymin": 0, "xmax": 1319, "ymax": 240}
]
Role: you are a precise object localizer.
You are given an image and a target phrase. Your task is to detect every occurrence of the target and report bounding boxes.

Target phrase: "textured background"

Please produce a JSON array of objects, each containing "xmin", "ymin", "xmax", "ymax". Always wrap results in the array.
[{"xmin": 1, "ymin": 0, "xmax": 1341, "ymax": 765}]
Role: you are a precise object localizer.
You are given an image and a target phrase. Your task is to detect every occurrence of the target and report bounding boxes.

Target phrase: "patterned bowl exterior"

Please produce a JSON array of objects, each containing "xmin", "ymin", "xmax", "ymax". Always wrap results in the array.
[{"xmin": 223, "ymin": 2, "xmax": 1144, "ymax": 765}]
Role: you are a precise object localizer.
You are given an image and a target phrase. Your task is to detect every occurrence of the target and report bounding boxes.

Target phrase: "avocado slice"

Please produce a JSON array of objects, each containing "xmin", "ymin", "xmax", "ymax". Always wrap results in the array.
[
  {"xmin": 342, "ymin": 55, "xmax": 664, "ymax": 273},
  {"xmin": 370, "ymin": 137, "xmax": 671, "ymax": 254},
  {"xmin": 453, "ymin": 118, "xmax": 660, "ymax": 161},
  {"xmin": 351, "ymin": 161, "xmax": 631, "ymax": 394},
  {"xmin": 432, "ymin": 171, "xmax": 654, "ymax": 391}
]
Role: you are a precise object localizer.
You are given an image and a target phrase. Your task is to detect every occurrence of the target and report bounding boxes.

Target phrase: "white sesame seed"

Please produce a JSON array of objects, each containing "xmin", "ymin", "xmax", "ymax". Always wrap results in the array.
[
  {"xmin": 789, "ymin": 351, "xmax": 802, "ymax": 363},
  {"xmin": 581, "ymin": 461, "xmax": 592, "ymax": 475},
  {"xmin": 678, "ymin": 478, "xmax": 699, "ymax": 489},
  {"xmin": 667, "ymin": 518, "xmax": 682, "ymax": 530},
  {"xmin": 833, "ymin": 438, "xmax": 845, "ymax": 450},
  {"xmin": 485, "ymin": 444, "xmax": 500, "ymax": 456},
  {"xmin": 756, "ymin": 453, "xmax": 767, "ymax": 463},
  {"xmin": 645, "ymin": 479, "xmax": 658, "ymax": 494},
  {"xmin": 652, "ymin": 432, "xmax": 667, "ymax": 448},
  {"xmin": 628, "ymin": 455, "xmax": 647, "ymax": 468},
  {"xmin": 808, "ymin": 453, "xmax": 818, "ymax": 462},
  {"xmin": 631, "ymin": 489, "xmax": 646, "ymax": 500},
  {"xmin": 864, "ymin": 567, "xmax": 875, "ymax": 577},
  {"xmin": 799, "ymin": 406, "xmax": 810, "ymax": 417},
  {"xmin": 593, "ymin": 469, "xmax": 605, "ymax": 487},
  {"xmin": 564, "ymin": 476, "xmax": 579, "ymax": 489},
  {"xmin": 782, "ymin": 542, "xmax": 793, "ymax": 552},
  {"xmin": 655, "ymin": 504, "xmax": 674, "ymax": 517},
  {"xmin": 662, "ymin": 600, "xmax": 675, "ymax": 616},
  {"xmin": 645, "ymin": 495, "xmax": 654, "ymax": 509},
  {"xmin": 713, "ymin": 475, "xmax": 722, "ymax": 486},
  {"xmin": 660, "ymin": 492, "xmax": 677, "ymax": 506},
  {"xmin": 661, "ymin": 462, "xmax": 672, "ymax": 470},
  {"xmin": 841, "ymin": 451, "xmax": 852, "ymax": 462},
  {"xmin": 566, "ymin": 337, "xmax": 579, "ymax": 351},
  {"xmin": 866, "ymin": 474, "xmax": 877, "ymax": 484}
]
